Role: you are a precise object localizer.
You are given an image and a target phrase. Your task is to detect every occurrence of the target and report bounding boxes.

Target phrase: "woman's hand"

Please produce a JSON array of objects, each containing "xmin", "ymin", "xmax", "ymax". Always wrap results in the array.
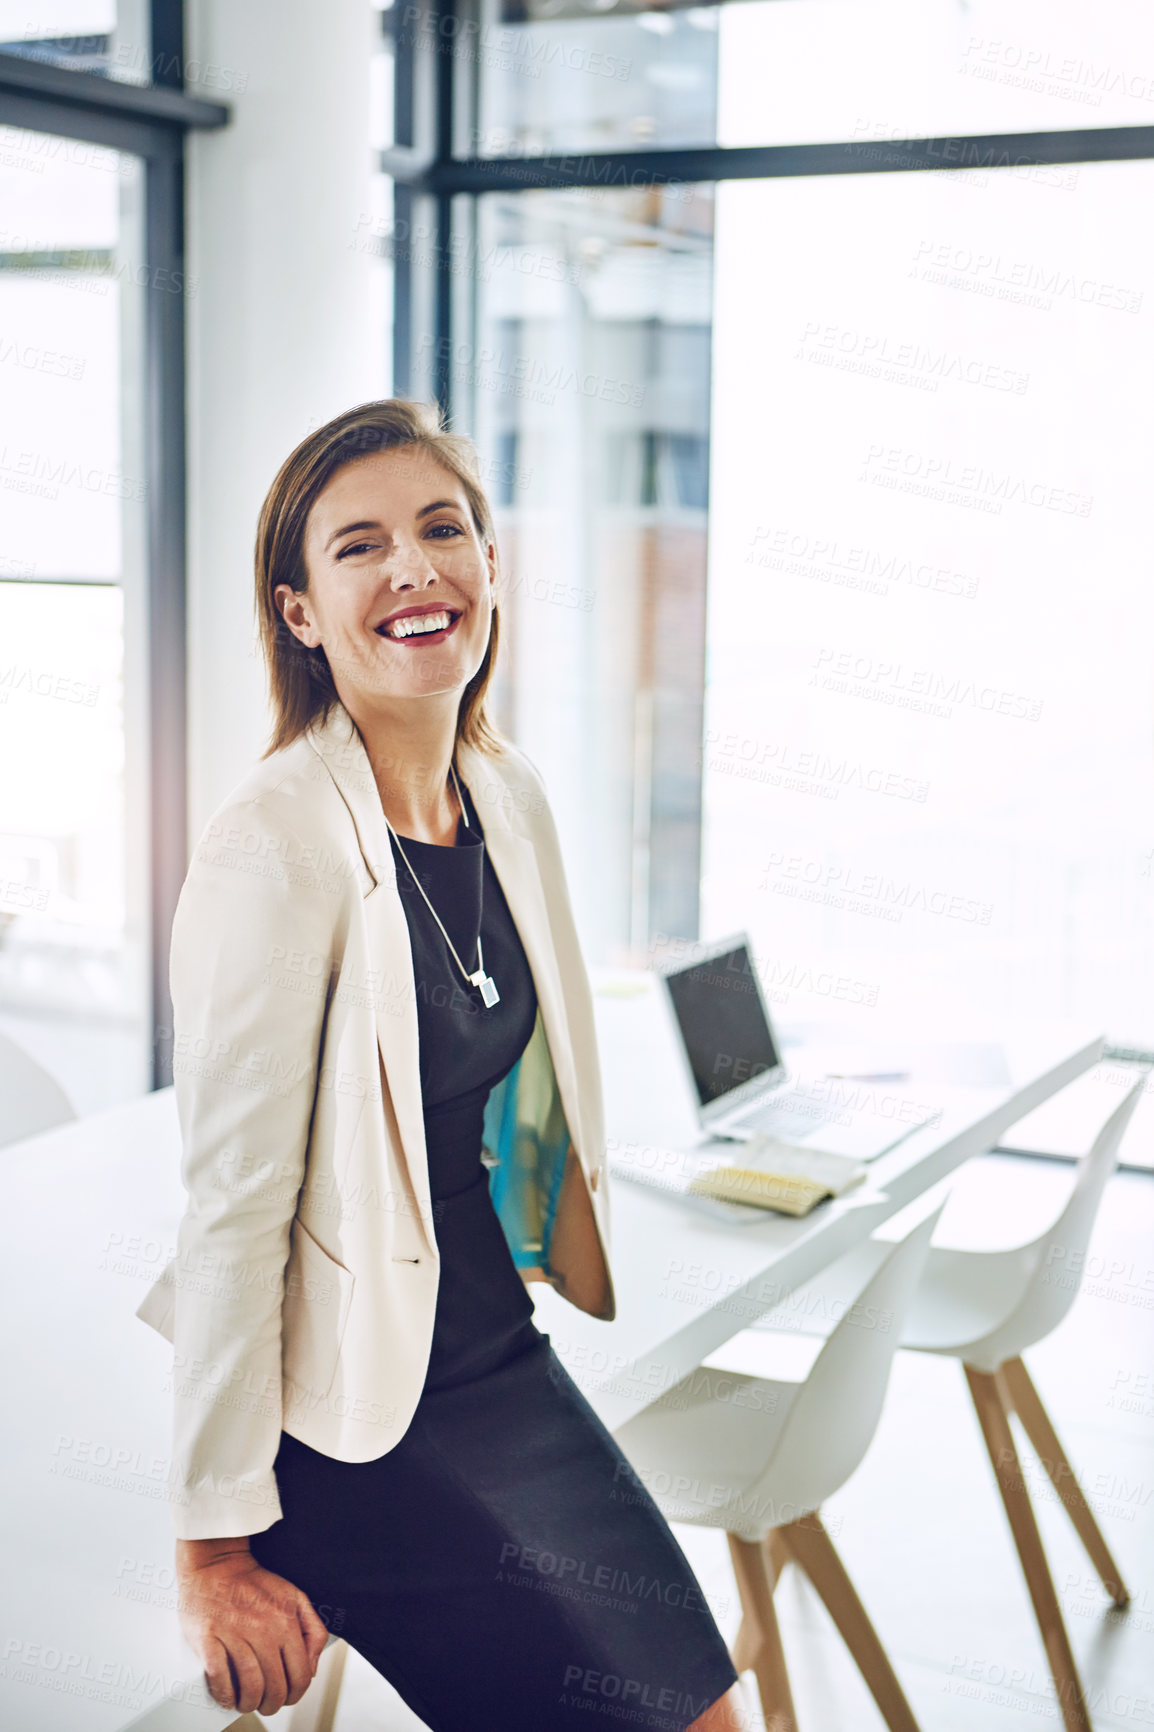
[{"xmin": 176, "ymin": 1537, "xmax": 330, "ymax": 1716}]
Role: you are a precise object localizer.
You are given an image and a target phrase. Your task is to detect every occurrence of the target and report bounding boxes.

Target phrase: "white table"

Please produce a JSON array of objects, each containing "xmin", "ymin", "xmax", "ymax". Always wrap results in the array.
[
  {"xmin": 0, "ymin": 999, "xmax": 1103, "ymax": 1730},
  {"xmin": 530, "ymin": 980, "xmax": 1105, "ymax": 1428}
]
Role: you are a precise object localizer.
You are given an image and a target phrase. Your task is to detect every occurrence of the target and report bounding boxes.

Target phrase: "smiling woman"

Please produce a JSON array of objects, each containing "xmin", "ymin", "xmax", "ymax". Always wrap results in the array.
[
  {"xmin": 255, "ymin": 399, "xmax": 504, "ymax": 770},
  {"xmin": 151, "ymin": 400, "xmax": 745, "ymax": 1729}
]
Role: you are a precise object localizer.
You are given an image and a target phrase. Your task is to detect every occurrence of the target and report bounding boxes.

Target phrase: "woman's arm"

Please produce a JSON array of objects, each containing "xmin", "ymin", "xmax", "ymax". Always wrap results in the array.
[
  {"xmin": 162, "ymin": 794, "xmax": 345, "ymax": 1707},
  {"xmin": 166, "ymin": 793, "xmax": 342, "ymax": 1540},
  {"xmin": 542, "ymin": 1146, "xmax": 614, "ymax": 1319}
]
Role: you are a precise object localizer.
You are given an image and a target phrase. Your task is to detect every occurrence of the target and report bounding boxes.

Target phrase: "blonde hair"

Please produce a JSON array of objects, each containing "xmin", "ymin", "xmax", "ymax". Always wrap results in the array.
[{"xmin": 254, "ymin": 399, "xmax": 504, "ymax": 757}]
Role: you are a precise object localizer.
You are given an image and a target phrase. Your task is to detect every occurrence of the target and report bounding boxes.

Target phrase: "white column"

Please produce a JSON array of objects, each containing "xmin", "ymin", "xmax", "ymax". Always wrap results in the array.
[{"xmin": 185, "ymin": 0, "xmax": 389, "ymax": 836}]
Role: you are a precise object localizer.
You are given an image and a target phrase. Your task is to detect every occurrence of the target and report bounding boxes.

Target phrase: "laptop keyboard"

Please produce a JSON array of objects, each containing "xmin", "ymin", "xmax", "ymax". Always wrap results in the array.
[{"xmin": 738, "ymin": 1091, "xmax": 831, "ymax": 1140}]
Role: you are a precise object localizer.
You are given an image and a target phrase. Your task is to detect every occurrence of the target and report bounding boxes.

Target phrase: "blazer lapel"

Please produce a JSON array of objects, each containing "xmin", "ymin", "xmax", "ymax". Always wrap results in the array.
[
  {"xmin": 305, "ymin": 705, "xmax": 431, "ymax": 1231},
  {"xmin": 304, "ymin": 705, "xmax": 581, "ymax": 1234},
  {"xmin": 457, "ymin": 740, "xmax": 581, "ymax": 1154}
]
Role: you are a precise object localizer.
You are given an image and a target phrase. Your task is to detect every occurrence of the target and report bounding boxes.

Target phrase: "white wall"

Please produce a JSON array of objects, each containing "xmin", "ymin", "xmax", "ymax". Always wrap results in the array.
[{"xmin": 185, "ymin": 0, "xmax": 389, "ymax": 837}]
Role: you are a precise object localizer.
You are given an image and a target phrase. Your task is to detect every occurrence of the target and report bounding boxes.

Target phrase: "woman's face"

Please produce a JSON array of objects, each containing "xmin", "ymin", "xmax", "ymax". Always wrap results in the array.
[{"xmin": 277, "ymin": 447, "xmax": 496, "ymax": 710}]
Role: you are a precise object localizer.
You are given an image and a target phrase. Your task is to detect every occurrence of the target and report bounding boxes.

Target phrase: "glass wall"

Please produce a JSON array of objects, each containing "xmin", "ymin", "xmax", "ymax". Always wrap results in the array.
[
  {"xmin": 393, "ymin": 0, "xmax": 1154, "ymax": 161},
  {"xmin": 467, "ymin": 183, "xmax": 714, "ymax": 963},
  {"xmin": 704, "ymin": 155, "xmax": 1154, "ymax": 1046},
  {"xmin": 0, "ymin": 0, "xmax": 169, "ymax": 85},
  {"xmin": 0, "ymin": 122, "xmax": 150, "ymax": 1111},
  {"xmin": 718, "ymin": 0, "xmax": 1154, "ymax": 146},
  {"xmin": 469, "ymin": 0, "xmax": 718, "ymax": 156},
  {"xmin": 391, "ymin": 0, "xmax": 1154, "ymax": 1063}
]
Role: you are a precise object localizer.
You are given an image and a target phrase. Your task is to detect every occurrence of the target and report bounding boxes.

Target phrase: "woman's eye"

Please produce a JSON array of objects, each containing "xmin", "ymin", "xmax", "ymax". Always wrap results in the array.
[
  {"xmin": 336, "ymin": 541, "xmax": 374, "ymax": 559},
  {"xmin": 426, "ymin": 521, "xmax": 464, "ymax": 539}
]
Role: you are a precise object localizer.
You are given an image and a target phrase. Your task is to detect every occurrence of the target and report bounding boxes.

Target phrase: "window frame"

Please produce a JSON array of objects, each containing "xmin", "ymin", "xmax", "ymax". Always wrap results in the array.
[
  {"xmin": 0, "ymin": 7, "xmax": 229, "ymax": 1090},
  {"xmin": 382, "ymin": 2, "xmax": 1154, "ymax": 408}
]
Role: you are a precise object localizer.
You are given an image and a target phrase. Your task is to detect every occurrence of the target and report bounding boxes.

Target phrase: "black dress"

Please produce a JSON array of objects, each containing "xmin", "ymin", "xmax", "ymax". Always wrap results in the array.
[{"xmin": 250, "ymin": 771, "xmax": 739, "ymax": 1731}]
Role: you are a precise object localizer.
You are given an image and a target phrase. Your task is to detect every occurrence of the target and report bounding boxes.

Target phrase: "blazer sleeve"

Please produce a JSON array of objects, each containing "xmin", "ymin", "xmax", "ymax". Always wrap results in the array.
[{"xmin": 164, "ymin": 793, "xmax": 339, "ymax": 1539}]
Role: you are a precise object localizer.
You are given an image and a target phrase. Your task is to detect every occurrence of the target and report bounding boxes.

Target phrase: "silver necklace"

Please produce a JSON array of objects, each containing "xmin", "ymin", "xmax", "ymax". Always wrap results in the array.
[{"xmin": 382, "ymin": 761, "xmax": 500, "ymax": 1009}]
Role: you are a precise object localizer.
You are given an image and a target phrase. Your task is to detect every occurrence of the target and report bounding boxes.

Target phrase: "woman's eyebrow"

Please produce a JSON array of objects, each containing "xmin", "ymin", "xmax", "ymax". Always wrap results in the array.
[
  {"xmin": 324, "ymin": 500, "xmax": 461, "ymax": 551},
  {"xmin": 325, "ymin": 519, "xmax": 379, "ymax": 551}
]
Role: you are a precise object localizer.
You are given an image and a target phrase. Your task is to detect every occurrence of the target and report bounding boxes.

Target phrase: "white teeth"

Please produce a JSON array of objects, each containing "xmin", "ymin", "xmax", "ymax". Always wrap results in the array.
[{"xmin": 384, "ymin": 610, "xmax": 452, "ymax": 639}]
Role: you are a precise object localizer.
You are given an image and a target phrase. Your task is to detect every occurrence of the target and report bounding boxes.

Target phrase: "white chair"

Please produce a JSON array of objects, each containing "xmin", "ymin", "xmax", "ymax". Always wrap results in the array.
[
  {"xmin": 889, "ymin": 1075, "xmax": 1146, "ymax": 1732},
  {"xmin": 613, "ymin": 1199, "xmax": 947, "ymax": 1732},
  {"xmin": 211, "ymin": 1638, "xmax": 349, "ymax": 1732},
  {"xmin": 286, "ymin": 1640, "xmax": 349, "ymax": 1732},
  {"xmin": 119, "ymin": 1636, "xmax": 350, "ymax": 1731},
  {"xmin": 0, "ymin": 1028, "xmax": 76, "ymax": 1148}
]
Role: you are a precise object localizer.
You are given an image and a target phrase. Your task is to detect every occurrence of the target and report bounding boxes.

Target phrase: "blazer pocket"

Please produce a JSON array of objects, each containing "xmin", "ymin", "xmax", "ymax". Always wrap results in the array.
[{"xmin": 282, "ymin": 1218, "xmax": 355, "ymax": 1402}]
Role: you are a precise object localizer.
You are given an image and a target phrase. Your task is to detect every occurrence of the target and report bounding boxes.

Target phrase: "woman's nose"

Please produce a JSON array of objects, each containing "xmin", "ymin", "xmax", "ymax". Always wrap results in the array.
[{"xmin": 387, "ymin": 542, "xmax": 437, "ymax": 586}]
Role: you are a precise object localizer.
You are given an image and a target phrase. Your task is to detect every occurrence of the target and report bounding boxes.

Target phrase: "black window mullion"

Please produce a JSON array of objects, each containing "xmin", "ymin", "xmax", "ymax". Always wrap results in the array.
[
  {"xmin": 0, "ymin": 46, "xmax": 227, "ymax": 130},
  {"xmin": 433, "ymin": 190, "xmax": 454, "ymax": 418},
  {"xmin": 149, "ymin": 0, "xmax": 185, "ymax": 88},
  {"xmin": 431, "ymin": 2, "xmax": 455, "ymax": 419},
  {"xmin": 393, "ymin": 181, "xmax": 415, "ymax": 394},
  {"xmin": 387, "ymin": 123, "xmax": 1154, "ymax": 197},
  {"xmin": 144, "ymin": 137, "xmax": 188, "ymax": 1090},
  {"xmin": 393, "ymin": 2, "xmax": 417, "ymax": 148},
  {"xmin": 0, "ymin": 87, "xmax": 171, "ymax": 155}
]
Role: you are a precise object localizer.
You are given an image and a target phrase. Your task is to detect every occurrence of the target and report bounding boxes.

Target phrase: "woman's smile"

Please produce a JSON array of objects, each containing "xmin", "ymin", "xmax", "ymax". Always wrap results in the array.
[{"xmin": 374, "ymin": 601, "xmax": 464, "ymax": 646}]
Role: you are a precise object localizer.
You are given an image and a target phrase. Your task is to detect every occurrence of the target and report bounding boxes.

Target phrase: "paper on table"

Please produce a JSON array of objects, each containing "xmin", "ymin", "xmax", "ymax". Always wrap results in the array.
[
  {"xmin": 607, "ymin": 1139, "xmax": 797, "ymax": 1221},
  {"xmin": 608, "ymin": 1134, "xmax": 868, "ymax": 1219},
  {"xmin": 715, "ymin": 1138, "xmax": 867, "ymax": 1190},
  {"xmin": 689, "ymin": 1137, "xmax": 868, "ymax": 1217}
]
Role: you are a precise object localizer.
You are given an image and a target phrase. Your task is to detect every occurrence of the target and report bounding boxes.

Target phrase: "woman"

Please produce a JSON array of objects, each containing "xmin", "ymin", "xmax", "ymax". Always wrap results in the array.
[{"xmin": 137, "ymin": 400, "xmax": 744, "ymax": 1730}]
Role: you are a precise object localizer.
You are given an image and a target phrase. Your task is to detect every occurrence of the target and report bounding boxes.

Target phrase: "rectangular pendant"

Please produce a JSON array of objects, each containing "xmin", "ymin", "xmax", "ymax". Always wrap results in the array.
[{"xmin": 479, "ymin": 974, "xmax": 500, "ymax": 1009}]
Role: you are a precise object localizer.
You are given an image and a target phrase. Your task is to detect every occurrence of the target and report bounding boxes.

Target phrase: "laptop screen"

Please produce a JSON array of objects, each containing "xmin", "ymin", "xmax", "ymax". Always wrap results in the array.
[{"xmin": 663, "ymin": 941, "xmax": 781, "ymax": 1107}]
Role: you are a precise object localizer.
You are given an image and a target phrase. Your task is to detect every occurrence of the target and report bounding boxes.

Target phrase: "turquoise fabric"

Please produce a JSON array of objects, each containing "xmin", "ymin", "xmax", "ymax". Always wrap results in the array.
[{"xmin": 482, "ymin": 1008, "xmax": 572, "ymax": 1274}]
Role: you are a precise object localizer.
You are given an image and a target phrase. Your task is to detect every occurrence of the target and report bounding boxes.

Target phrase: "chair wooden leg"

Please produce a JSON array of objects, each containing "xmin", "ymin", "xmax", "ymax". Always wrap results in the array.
[
  {"xmin": 1001, "ymin": 1356, "xmax": 1130, "ymax": 1606},
  {"xmin": 965, "ymin": 1365, "xmax": 1092, "ymax": 1732},
  {"xmin": 287, "ymin": 1637, "xmax": 349, "ymax": 1732},
  {"xmin": 767, "ymin": 1527, "xmax": 793, "ymax": 1589},
  {"xmin": 778, "ymin": 1511, "xmax": 920, "ymax": 1732},
  {"xmin": 727, "ymin": 1532, "xmax": 799, "ymax": 1732}
]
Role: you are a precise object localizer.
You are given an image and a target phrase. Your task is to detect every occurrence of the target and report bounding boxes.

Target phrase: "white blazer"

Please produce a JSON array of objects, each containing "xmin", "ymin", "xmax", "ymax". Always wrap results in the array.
[{"xmin": 135, "ymin": 702, "xmax": 615, "ymax": 1541}]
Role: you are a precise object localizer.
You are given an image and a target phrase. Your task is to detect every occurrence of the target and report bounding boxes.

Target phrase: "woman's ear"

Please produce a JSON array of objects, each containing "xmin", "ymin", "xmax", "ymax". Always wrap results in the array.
[{"xmin": 275, "ymin": 583, "xmax": 322, "ymax": 649}]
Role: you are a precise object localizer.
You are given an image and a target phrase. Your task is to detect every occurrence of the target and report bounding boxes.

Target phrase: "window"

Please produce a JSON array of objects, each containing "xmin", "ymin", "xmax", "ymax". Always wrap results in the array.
[
  {"xmin": 716, "ymin": 0, "xmax": 1154, "ymax": 146},
  {"xmin": 705, "ymin": 159, "xmax": 1154, "ymax": 1045},
  {"xmin": 470, "ymin": 0, "xmax": 718, "ymax": 156},
  {"xmin": 468, "ymin": 185, "xmax": 713, "ymax": 958},
  {"xmin": 0, "ymin": 7, "xmax": 229, "ymax": 1103},
  {"xmin": 0, "ymin": 124, "xmax": 148, "ymax": 1107},
  {"xmin": 383, "ymin": 0, "xmax": 1154, "ymax": 1079},
  {"xmin": 0, "ymin": 2, "xmax": 139, "ymax": 83}
]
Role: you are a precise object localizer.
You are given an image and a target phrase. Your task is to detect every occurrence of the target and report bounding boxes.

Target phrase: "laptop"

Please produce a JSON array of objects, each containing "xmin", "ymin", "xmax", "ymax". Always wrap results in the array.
[{"xmin": 653, "ymin": 932, "xmax": 935, "ymax": 1162}]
